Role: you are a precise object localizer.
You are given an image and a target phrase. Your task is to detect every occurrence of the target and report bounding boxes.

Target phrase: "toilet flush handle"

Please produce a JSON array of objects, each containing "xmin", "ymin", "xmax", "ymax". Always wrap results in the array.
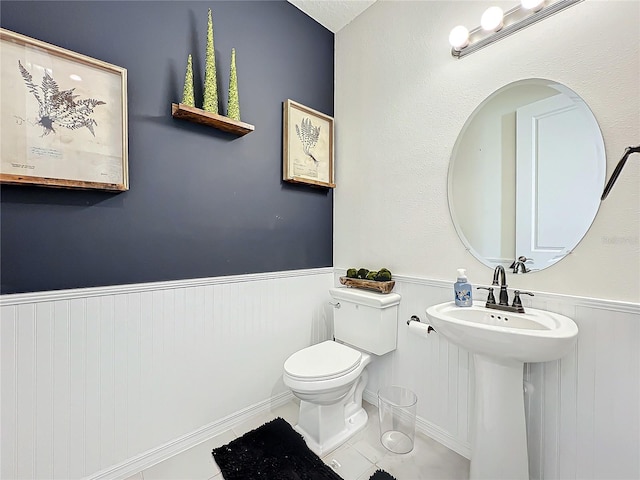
[{"xmin": 329, "ymin": 302, "xmax": 341, "ymax": 309}]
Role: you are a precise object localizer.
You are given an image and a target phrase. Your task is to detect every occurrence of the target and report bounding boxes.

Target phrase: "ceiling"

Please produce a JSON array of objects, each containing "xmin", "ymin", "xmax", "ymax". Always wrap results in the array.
[{"xmin": 287, "ymin": 0, "xmax": 378, "ymax": 33}]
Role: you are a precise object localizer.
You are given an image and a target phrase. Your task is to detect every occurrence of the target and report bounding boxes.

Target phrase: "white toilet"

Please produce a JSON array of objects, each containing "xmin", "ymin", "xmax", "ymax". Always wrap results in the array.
[{"xmin": 283, "ymin": 287, "xmax": 401, "ymax": 455}]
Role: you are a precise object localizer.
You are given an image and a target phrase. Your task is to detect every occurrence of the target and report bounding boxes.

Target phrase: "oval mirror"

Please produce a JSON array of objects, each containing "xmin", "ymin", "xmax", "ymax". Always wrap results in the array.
[{"xmin": 448, "ymin": 79, "xmax": 605, "ymax": 273}]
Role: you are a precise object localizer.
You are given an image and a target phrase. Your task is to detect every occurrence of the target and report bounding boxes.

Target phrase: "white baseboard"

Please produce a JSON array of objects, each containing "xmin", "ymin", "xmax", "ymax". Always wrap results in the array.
[
  {"xmin": 85, "ymin": 391, "xmax": 294, "ymax": 480},
  {"xmin": 363, "ymin": 390, "xmax": 471, "ymax": 460}
]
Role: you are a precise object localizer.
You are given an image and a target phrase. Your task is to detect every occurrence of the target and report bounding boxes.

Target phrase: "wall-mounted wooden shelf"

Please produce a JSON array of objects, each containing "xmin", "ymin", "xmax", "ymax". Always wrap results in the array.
[{"xmin": 171, "ymin": 103, "xmax": 255, "ymax": 136}]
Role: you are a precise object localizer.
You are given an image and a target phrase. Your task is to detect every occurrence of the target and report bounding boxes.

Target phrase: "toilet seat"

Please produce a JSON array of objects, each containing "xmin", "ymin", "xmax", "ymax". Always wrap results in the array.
[{"xmin": 284, "ymin": 340, "xmax": 362, "ymax": 382}]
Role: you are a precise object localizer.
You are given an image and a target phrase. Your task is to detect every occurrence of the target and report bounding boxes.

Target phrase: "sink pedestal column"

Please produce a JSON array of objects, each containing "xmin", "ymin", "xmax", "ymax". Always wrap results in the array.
[{"xmin": 470, "ymin": 354, "xmax": 529, "ymax": 480}]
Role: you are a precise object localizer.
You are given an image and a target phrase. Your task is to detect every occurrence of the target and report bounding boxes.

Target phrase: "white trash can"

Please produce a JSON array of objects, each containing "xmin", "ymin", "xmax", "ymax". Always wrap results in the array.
[{"xmin": 377, "ymin": 385, "xmax": 418, "ymax": 454}]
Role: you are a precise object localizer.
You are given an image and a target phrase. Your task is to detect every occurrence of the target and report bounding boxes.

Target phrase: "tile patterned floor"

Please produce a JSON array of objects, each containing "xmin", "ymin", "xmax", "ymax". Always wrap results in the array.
[{"xmin": 126, "ymin": 399, "xmax": 469, "ymax": 480}]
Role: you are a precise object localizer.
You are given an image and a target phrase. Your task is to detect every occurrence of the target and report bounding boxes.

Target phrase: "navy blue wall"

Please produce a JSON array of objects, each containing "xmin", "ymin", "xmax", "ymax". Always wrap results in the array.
[{"xmin": 0, "ymin": 1, "xmax": 334, "ymax": 294}]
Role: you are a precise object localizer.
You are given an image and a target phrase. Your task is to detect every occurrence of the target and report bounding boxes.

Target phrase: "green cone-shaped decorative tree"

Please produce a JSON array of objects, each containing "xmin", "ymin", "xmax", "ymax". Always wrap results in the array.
[
  {"xmin": 227, "ymin": 48, "xmax": 240, "ymax": 121},
  {"xmin": 203, "ymin": 8, "xmax": 218, "ymax": 113},
  {"xmin": 181, "ymin": 54, "xmax": 195, "ymax": 107}
]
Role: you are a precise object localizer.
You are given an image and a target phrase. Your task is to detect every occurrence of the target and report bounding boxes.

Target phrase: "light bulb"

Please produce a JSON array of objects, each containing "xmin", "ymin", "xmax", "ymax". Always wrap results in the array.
[
  {"xmin": 481, "ymin": 6, "xmax": 504, "ymax": 31},
  {"xmin": 521, "ymin": 0, "xmax": 545, "ymax": 11},
  {"xmin": 449, "ymin": 25, "xmax": 470, "ymax": 50}
]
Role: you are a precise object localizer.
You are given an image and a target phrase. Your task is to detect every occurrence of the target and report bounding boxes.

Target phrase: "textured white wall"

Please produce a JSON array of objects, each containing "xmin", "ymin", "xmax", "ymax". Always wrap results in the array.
[{"xmin": 334, "ymin": 0, "xmax": 640, "ymax": 302}]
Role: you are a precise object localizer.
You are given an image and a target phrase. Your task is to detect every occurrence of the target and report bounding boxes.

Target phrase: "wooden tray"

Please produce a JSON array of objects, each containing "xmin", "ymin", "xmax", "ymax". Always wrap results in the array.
[{"xmin": 339, "ymin": 276, "xmax": 396, "ymax": 294}]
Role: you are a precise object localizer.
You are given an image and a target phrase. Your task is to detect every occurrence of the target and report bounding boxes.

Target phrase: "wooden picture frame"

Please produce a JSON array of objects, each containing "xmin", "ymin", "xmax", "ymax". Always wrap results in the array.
[
  {"xmin": 283, "ymin": 99, "xmax": 335, "ymax": 188},
  {"xmin": 0, "ymin": 28, "xmax": 128, "ymax": 191}
]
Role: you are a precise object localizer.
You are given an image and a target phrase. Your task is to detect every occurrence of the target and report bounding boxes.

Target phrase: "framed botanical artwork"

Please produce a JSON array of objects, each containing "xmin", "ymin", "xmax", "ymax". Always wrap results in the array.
[
  {"xmin": 0, "ymin": 28, "xmax": 128, "ymax": 191},
  {"xmin": 283, "ymin": 99, "xmax": 335, "ymax": 188}
]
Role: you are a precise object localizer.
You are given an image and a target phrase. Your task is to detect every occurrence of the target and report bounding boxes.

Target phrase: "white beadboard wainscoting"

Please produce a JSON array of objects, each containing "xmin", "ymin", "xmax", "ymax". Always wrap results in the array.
[
  {"xmin": 0, "ymin": 268, "xmax": 334, "ymax": 480},
  {"xmin": 353, "ymin": 273, "xmax": 640, "ymax": 480},
  {"xmin": 2, "ymin": 268, "xmax": 638, "ymax": 480}
]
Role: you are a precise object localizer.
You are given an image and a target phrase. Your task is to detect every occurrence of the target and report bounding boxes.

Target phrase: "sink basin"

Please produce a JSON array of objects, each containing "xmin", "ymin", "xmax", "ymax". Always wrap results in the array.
[
  {"xmin": 425, "ymin": 301, "xmax": 578, "ymax": 480},
  {"xmin": 425, "ymin": 301, "xmax": 578, "ymax": 363}
]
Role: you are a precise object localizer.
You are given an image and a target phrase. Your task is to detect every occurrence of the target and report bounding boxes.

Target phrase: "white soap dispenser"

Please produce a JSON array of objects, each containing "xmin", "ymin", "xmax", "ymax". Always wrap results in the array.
[{"xmin": 454, "ymin": 268, "xmax": 472, "ymax": 307}]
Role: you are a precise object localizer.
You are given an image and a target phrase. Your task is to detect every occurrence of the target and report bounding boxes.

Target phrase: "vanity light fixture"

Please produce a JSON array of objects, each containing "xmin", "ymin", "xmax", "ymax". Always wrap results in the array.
[{"xmin": 449, "ymin": 0, "xmax": 584, "ymax": 58}]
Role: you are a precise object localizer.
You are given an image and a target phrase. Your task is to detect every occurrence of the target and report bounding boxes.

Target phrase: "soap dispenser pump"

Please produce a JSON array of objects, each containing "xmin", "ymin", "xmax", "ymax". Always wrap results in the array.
[{"xmin": 454, "ymin": 268, "xmax": 472, "ymax": 307}]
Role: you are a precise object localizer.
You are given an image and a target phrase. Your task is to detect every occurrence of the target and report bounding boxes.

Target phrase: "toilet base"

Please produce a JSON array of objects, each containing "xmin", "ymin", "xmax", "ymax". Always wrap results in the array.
[
  {"xmin": 285, "ymin": 345, "xmax": 372, "ymax": 457},
  {"xmin": 295, "ymin": 402, "xmax": 368, "ymax": 456}
]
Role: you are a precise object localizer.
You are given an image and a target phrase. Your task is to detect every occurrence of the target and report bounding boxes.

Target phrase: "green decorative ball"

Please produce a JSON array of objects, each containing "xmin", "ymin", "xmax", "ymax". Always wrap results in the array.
[
  {"xmin": 357, "ymin": 268, "xmax": 369, "ymax": 279},
  {"xmin": 375, "ymin": 270, "xmax": 392, "ymax": 282}
]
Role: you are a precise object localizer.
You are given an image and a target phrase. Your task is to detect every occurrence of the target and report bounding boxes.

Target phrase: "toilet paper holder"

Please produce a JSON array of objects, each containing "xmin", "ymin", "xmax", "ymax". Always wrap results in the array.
[{"xmin": 407, "ymin": 315, "xmax": 435, "ymax": 333}]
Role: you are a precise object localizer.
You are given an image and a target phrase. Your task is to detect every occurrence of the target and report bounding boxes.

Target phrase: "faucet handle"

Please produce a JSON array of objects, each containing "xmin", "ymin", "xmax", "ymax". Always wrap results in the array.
[
  {"xmin": 512, "ymin": 290, "xmax": 534, "ymax": 308},
  {"xmin": 477, "ymin": 286, "xmax": 496, "ymax": 305}
]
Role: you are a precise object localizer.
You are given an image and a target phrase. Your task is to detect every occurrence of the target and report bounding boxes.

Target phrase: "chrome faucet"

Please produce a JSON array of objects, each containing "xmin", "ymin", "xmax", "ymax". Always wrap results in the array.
[{"xmin": 477, "ymin": 265, "xmax": 535, "ymax": 313}]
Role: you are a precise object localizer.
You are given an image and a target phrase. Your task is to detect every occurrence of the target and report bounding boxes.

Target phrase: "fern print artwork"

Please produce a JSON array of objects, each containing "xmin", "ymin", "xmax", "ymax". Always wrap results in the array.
[
  {"xmin": 18, "ymin": 60, "xmax": 106, "ymax": 137},
  {"xmin": 1, "ymin": 29, "xmax": 128, "ymax": 190},
  {"xmin": 284, "ymin": 100, "xmax": 333, "ymax": 187},
  {"xmin": 296, "ymin": 117, "xmax": 321, "ymax": 164}
]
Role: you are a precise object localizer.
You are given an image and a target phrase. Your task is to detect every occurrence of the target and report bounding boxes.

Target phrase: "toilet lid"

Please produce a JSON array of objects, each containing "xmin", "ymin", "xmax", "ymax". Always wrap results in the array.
[{"xmin": 284, "ymin": 341, "xmax": 362, "ymax": 381}]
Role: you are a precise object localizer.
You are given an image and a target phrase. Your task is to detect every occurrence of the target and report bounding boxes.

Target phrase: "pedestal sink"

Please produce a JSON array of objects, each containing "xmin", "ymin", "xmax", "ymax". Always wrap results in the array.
[{"xmin": 425, "ymin": 301, "xmax": 578, "ymax": 480}]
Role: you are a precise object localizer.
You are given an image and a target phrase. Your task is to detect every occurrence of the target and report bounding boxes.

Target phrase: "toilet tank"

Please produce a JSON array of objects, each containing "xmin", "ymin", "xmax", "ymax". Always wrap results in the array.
[{"xmin": 329, "ymin": 287, "xmax": 401, "ymax": 356}]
